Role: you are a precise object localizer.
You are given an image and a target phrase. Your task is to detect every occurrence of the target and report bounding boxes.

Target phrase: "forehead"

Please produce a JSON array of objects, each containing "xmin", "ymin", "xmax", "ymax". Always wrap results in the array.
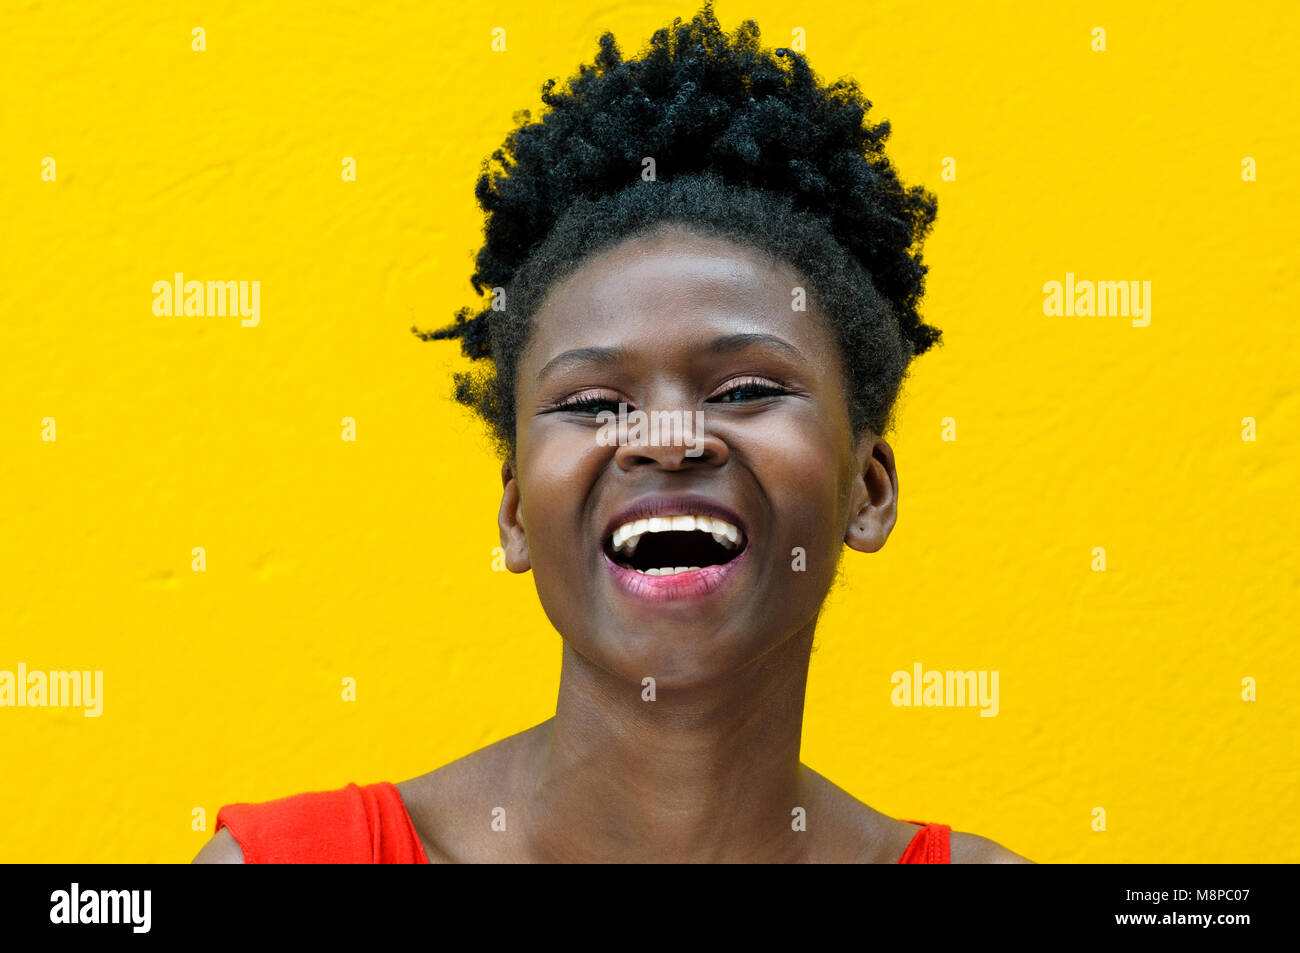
[{"xmin": 521, "ymin": 228, "xmax": 840, "ymax": 374}]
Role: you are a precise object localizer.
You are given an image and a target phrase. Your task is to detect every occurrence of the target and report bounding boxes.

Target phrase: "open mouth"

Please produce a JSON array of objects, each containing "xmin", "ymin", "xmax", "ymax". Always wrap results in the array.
[{"xmin": 603, "ymin": 515, "xmax": 747, "ymax": 576}]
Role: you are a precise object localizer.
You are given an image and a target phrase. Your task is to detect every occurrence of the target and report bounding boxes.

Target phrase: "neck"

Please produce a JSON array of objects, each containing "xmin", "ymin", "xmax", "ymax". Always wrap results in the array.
[{"xmin": 522, "ymin": 624, "xmax": 818, "ymax": 862}]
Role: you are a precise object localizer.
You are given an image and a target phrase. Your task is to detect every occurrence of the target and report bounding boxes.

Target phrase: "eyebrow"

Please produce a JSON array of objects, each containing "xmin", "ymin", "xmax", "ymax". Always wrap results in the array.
[{"xmin": 536, "ymin": 333, "xmax": 804, "ymax": 382}]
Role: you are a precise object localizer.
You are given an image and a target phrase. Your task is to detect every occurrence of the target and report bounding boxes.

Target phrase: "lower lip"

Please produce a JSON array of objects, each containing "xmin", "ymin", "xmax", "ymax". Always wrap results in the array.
[{"xmin": 602, "ymin": 545, "xmax": 750, "ymax": 602}]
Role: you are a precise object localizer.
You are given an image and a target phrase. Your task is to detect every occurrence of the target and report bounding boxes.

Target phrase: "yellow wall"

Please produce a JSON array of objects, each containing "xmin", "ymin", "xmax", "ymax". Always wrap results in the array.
[{"xmin": 2, "ymin": 0, "xmax": 1295, "ymax": 863}]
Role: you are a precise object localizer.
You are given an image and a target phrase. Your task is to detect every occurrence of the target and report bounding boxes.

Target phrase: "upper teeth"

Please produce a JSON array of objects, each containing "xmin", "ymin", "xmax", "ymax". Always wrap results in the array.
[{"xmin": 610, "ymin": 515, "xmax": 742, "ymax": 556}]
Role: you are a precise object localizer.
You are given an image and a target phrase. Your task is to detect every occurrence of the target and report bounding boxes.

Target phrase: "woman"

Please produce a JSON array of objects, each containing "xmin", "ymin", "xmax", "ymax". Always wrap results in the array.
[{"xmin": 196, "ymin": 2, "xmax": 1030, "ymax": 864}]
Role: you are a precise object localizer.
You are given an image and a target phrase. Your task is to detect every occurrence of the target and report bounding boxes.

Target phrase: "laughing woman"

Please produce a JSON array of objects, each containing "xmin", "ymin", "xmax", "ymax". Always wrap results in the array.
[{"xmin": 196, "ymin": 2, "xmax": 1030, "ymax": 864}]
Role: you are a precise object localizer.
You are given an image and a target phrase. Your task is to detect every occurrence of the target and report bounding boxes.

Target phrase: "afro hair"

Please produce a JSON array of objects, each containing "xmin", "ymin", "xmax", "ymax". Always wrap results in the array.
[{"xmin": 415, "ymin": 1, "xmax": 940, "ymax": 458}]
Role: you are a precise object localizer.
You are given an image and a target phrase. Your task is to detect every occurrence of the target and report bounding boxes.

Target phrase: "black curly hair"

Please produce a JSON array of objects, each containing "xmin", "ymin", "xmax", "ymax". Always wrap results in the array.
[{"xmin": 415, "ymin": 1, "xmax": 940, "ymax": 459}]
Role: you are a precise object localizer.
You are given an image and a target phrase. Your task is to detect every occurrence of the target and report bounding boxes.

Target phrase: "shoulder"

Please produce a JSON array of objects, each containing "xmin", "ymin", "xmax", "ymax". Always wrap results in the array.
[
  {"xmin": 199, "ymin": 782, "xmax": 381, "ymax": 864},
  {"xmin": 813, "ymin": 779, "xmax": 1033, "ymax": 864},
  {"xmin": 948, "ymin": 829, "xmax": 1034, "ymax": 864},
  {"xmin": 794, "ymin": 767, "xmax": 934, "ymax": 862},
  {"xmin": 192, "ymin": 826, "xmax": 245, "ymax": 864},
  {"xmin": 396, "ymin": 721, "xmax": 550, "ymax": 863}
]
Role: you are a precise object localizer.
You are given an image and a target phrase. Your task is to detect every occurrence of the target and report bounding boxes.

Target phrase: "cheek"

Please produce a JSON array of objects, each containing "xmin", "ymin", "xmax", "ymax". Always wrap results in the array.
[
  {"xmin": 516, "ymin": 428, "xmax": 610, "ymax": 610},
  {"xmin": 748, "ymin": 412, "xmax": 852, "ymax": 571}
]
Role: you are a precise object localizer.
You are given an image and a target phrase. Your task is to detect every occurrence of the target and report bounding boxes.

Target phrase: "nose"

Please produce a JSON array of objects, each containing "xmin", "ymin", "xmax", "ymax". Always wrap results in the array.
[{"xmin": 612, "ymin": 411, "xmax": 729, "ymax": 471}]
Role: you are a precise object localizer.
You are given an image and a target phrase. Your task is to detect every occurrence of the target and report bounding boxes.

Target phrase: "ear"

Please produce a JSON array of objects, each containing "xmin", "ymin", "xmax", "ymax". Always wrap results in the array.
[
  {"xmin": 844, "ymin": 436, "xmax": 899, "ymax": 554},
  {"xmin": 498, "ymin": 459, "xmax": 531, "ymax": 573}
]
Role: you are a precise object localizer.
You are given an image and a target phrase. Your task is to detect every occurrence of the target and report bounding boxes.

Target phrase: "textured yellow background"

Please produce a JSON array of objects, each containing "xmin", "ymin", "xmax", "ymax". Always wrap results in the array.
[{"xmin": 1, "ymin": 1, "xmax": 1296, "ymax": 863}]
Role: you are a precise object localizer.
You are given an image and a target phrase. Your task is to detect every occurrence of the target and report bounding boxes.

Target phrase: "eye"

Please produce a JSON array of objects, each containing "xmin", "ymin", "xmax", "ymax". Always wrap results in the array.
[
  {"xmin": 553, "ymin": 390, "xmax": 625, "ymax": 415},
  {"xmin": 707, "ymin": 378, "xmax": 787, "ymax": 404}
]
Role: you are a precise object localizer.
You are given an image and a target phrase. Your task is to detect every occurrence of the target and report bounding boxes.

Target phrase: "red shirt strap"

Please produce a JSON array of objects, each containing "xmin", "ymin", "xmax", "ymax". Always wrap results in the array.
[
  {"xmin": 216, "ymin": 781, "xmax": 428, "ymax": 864},
  {"xmin": 896, "ymin": 819, "xmax": 952, "ymax": 864}
]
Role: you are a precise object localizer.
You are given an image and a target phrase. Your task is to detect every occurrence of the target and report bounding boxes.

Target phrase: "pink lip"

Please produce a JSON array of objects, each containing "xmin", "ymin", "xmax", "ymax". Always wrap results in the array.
[{"xmin": 602, "ymin": 545, "xmax": 750, "ymax": 602}]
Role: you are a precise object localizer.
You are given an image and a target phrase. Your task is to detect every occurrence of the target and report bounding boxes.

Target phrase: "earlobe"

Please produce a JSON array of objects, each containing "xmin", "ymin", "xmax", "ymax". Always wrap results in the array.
[
  {"xmin": 843, "ymin": 438, "xmax": 899, "ymax": 554},
  {"xmin": 498, "ymin": 462, "xmax": 531, "ymax": 573}
]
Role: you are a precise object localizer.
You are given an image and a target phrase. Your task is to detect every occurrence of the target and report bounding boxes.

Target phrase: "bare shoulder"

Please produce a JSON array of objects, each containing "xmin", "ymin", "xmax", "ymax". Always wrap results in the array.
[
  {"xmin": 192, "ymin": 827, "xmax": 246, "ymax": 864},
  {"xmin": 395, "ymin": 720, "xmax": 549, "ymax": 863},
  {"xmin": 949, "ymin": 829, "xmax": 1034, "ymax": 864},
  {"xmin": 797, "ymin": 765, "xmax": 927, "ymax": 862}
]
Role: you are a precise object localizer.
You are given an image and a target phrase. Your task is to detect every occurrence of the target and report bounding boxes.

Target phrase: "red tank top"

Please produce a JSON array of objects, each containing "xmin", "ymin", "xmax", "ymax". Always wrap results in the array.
[{"xmin": 216, "ymin": 782, "xmax": 951, "ymax": 863}]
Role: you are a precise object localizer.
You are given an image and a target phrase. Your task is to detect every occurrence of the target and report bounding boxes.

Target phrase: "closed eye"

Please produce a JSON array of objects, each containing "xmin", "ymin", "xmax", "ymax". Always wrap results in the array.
[
  {"xmin": 551, "ymin": 379, "xmax": 788, "ymax": 413},
  {"xmin": 707, "ymin": 379, "xmax": 787, "ymax": 403},
  {"xmin": 552, "ymin": 391, "xmax": 625, "ymax": 415}
]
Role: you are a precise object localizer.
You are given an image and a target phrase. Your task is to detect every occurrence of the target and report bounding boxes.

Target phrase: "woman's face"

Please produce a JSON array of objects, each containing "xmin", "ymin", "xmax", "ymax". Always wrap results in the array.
[{"xmin": 500, "ymin": 226, "xmax": 898, "ymax": 690}]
